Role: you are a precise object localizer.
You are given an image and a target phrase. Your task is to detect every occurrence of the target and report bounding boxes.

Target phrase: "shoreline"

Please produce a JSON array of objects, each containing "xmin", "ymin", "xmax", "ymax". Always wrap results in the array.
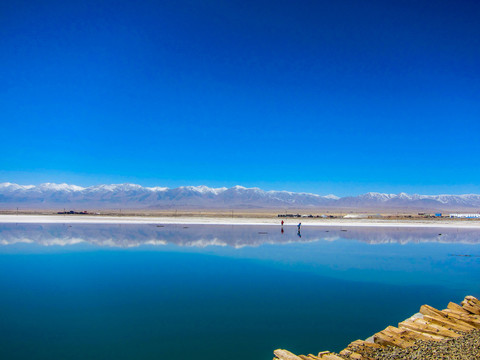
[
  {"xmin": 1, "ymin": 214, "xmax": 480, "ymax": 228},
  {"xmin": 274, "ymin": 296, "xmax": 480, "ymax": 360}
]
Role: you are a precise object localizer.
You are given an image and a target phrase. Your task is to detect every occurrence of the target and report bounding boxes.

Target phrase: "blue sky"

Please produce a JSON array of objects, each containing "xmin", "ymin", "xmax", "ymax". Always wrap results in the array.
[{"xmin": 1, "ymin": 0, "xmax": 479, "ymax": 196}]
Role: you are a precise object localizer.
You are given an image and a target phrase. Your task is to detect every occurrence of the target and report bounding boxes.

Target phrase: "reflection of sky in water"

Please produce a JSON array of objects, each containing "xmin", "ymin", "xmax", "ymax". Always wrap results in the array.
[
  {"xmin": 0, "ymin": 223, "xmax": 479, "ymax": 360},
  {"xmin": 1, "ymin": 223, "xmax": 479, "ymax": 290},
  {"xmin": 2, "ymin": 223, "xmax": 480, "ymax": 247}
]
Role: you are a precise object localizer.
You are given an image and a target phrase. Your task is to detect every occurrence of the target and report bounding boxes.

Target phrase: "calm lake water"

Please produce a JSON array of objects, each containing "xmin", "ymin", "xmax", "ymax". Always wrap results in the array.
[{"xmin": 0, "ymin": 223, "xmax": 479, "ymax": 360}]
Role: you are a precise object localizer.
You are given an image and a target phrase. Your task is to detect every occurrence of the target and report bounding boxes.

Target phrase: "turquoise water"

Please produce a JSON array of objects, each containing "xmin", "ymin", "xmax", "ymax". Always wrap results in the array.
[{"xmin": 0, "ymin": 223, "xmax": 479, "ymax": 359}]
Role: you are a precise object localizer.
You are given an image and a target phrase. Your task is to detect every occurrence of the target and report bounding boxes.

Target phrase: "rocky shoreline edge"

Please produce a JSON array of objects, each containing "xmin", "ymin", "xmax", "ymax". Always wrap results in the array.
[{"xmin": 274, "ymin": 295, "xmax": 480, "ymax": 360}]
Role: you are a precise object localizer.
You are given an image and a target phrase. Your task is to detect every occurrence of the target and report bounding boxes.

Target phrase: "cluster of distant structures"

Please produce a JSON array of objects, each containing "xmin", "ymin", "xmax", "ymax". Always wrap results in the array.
[
  {"xmin": 38, "ymin": 210, "xmax": 480, "ymax": 219},
  {"xmin": 278, "ymin": 213, "xmax": 334, "ymax": 218},
  {"xmin": 448, "ymin": 213, "xmax": 480, "ymax": 218},
  {"xmin": 278, "ymin": 213, "xmax": 480, "ymax": 219},
  {"xmin": 277, "ymin": 213, "xmax": 383, "ymax": 219},
  {"xmin": 419, "ymin": 212, "xmax": 480, "ymax": 218},
  {"xmin": 57, "ymin": 210, "xmax": 89, "ymax": 215}
]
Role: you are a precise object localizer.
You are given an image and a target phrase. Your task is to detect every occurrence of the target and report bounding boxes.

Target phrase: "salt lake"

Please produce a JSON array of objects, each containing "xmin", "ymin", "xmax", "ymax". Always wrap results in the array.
[{"xmin": 0, "ymin": 223, "xmax": 479, "ymax": 360}]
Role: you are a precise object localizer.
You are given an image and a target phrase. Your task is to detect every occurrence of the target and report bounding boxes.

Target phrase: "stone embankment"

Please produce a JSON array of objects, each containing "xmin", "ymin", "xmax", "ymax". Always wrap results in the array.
[{"xmin": 274, "ymin": 295, "xmax": 480, "ymax": 360}]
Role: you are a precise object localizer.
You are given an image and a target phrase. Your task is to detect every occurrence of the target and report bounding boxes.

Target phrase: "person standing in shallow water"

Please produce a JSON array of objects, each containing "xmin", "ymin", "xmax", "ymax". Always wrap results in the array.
[
  {"xmin": 297, "ymin": 222, "xmax": 301, "ymax": 231},
  {"xmin": 281, "ymin": 220, "xmax": 284, "ymax": 226}
]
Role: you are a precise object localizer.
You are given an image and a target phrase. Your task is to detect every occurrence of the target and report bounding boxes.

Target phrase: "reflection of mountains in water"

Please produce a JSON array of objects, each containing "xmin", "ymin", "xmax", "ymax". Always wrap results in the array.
[
  {"xmin": 1, "ymin": 223, "xmax": 480, "ymax": 248},
  {"xmin": 337, "ymin": 227, "xmax": 480, "ymax": 245},
  {"xmin": 0, "ymin": 224, "xmax": 311, "ymax": 248}
]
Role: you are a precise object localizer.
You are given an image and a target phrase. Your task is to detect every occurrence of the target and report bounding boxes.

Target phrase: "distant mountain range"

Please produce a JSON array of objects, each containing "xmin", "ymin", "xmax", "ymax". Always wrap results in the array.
[{"xmin": 1, "ymin": 182, "xmax": 480, "ymax": 211}]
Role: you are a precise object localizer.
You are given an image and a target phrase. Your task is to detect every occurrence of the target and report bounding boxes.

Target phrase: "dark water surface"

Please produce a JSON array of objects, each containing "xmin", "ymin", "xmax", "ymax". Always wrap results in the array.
[{"xmin": 0, "ymin": 223, "xmax": 479, "ymax": 360}]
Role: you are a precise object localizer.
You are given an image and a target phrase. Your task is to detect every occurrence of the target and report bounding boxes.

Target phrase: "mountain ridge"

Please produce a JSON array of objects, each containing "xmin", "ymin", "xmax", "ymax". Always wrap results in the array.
[{"xmin": 1, "ymin": 182, "xmax": 480, "ymax": 211}]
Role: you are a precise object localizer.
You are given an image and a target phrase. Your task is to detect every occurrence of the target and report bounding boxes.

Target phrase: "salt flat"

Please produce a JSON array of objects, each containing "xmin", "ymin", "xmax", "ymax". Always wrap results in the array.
[{"xmin": 1, "ymin": 214, "xmax": 480, "ymax": 228}]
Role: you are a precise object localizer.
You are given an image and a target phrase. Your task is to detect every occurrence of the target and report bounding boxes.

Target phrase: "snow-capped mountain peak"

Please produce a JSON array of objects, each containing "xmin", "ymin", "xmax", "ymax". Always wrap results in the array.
[
  {"xmin": 0, "ymin": 182, "xmax": 36, "ymax": 191},
  {"xmin": 324, "ymin": 194, "xmax": 340, "ymax": 200},
  {"xmin": 36, "ymin": 183, "xmax": 85, "ymax": 192},
  {"xmin": 146, "ymin": 186, "xmax": 169, "ymax": 192}
]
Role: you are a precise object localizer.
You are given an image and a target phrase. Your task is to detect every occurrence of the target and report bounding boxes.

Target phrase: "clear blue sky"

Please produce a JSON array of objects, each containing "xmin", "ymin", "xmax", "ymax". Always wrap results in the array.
[{"xmin": 1, "ymin": 0, "xmax": 479, "ymax": 196}]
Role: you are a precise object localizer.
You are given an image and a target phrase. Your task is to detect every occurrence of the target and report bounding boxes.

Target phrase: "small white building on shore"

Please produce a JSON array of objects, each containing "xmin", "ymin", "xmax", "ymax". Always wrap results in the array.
[{"xmin": 449, "ymin": 213, "xmax": 480, "ymax": 218}]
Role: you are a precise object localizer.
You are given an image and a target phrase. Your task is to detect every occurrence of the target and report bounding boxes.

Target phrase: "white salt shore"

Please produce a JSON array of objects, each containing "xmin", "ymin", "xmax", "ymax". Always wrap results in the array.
[{"xmin": 1, "ymin": 214, "xmax": 480, "ymax": 229}]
